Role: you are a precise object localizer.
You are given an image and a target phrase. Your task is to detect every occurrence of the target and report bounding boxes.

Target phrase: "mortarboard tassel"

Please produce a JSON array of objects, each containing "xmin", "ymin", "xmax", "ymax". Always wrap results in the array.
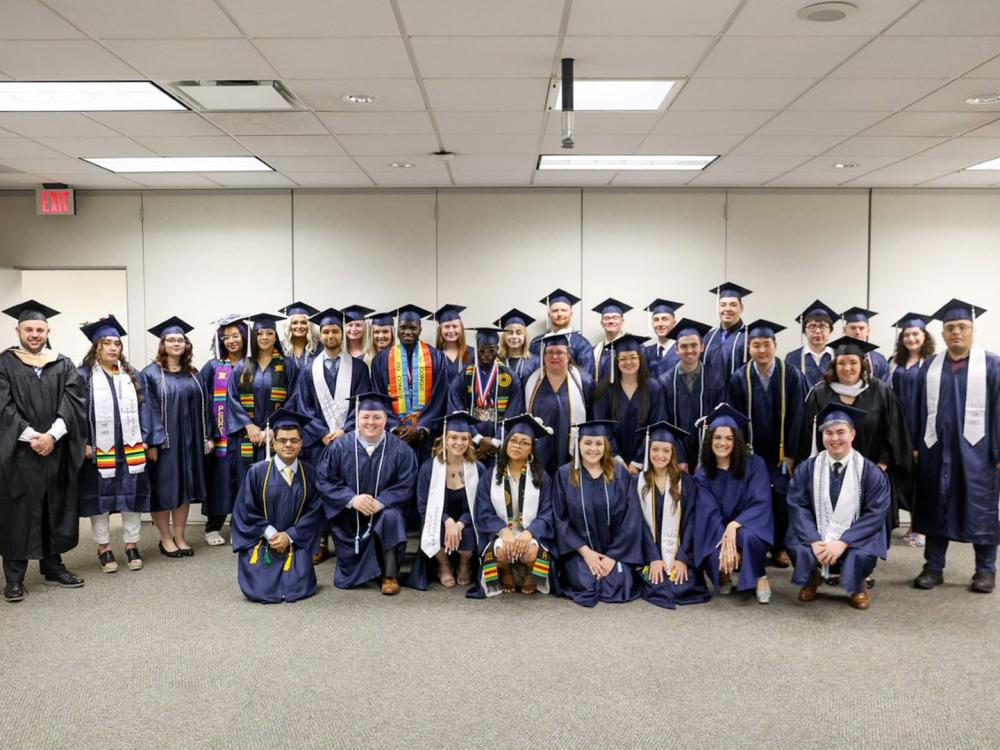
[
  {"xmin": 283, "ymin": 545, "xmax": 293, "ymax": 572},
  {"xmin": 643, "ymin": 427, "xmax": 651, "ymax": 473}
]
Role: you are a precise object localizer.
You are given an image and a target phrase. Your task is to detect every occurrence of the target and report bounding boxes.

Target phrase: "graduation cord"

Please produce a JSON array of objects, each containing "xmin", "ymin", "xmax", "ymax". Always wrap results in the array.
[
  {"xmin": 353, "ymin": 436, "xmax": 387, "ymax": 553},
  {"xmin": 579, "ymin": 475, "xmax": 612, "ymax": 550},
  {"xmin": 249, "ymin": 459, "xmax": 309, "ymax": 571},
  {"xmin": 744, "ymin": 359, "xmax": 787, "ymax": 461},
  {"xmin": 672, "ymin": 364, "xmax": 706, "ymax": 467},
  {"xmin": 156, "ymin": 366, "xmax": 207, "ymax": 452}
]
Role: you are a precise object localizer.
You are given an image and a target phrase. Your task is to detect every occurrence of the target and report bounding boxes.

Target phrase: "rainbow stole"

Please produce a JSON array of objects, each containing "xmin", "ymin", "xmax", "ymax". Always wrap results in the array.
[
  {"xmin": 238, "ymin": 353, "xmax": 288, "ymax": 462},
  {"xmin": 389, "ymin": 342, "xmax": 434, "ymax": 418},
  {"xmin": 95, "ymin": 443, "xmax": 147, "ymax": 472},
  {"xmin": 212, "ymin": 361, "xmax": 233, "ymax": 457}
]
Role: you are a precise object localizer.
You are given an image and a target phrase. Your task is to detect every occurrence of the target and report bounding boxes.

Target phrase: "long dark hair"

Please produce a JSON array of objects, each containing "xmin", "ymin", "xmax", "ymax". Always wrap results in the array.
[
  {"xmin": 892, "ymin": 328, "xmax": 936, "ymax": 367},
  {"xmin": 216, "ymin": 322, "xmax": 248, "ymax": 362},
  {"xmin": 494, "ymin": 434, "xmax": 546, "ymax": 488},
  {"xmin": 823, "ymin": 354, "xmax": 871, "ymax": 385},
  {"xmin": 240, "ymin": 328, "xmax": 285, "ymax": 388},
  {"xmin": 700, "ymin": 425, "xmax": 749, "ymax": 479},
  {"xmin": 81, "ymin": 339, "xmax": 143, "ymax": 403},
  {"xmin": 154, "ymin": 336, "xmax": 197, "ymax": 374},
  {"xmin": 593, "ymin": 353, "xmax": 652, "ymax": 421}
]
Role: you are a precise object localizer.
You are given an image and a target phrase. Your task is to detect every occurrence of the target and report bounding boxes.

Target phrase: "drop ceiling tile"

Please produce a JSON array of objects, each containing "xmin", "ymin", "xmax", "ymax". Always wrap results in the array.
[
  {"xmin": 448, "ymin": 155, "xmax": 537, "ymax": 172},
  {"xmin": 261, "ymin": 156, "xmax": 362, "ymax": 172},
  {"xmin": 764, "ymin": 174, "xmax": 855, "ymax": 188},
  {"xmin": 918, "ymin": 171, "xmax": 1000, "ymax": 186},
  {"xmin": 671, "ymin": 78, "xmax": 815, "ymax": 111},
  {"xmin": 698, "ymin": 36, "xmax": 868, "ymax": 79},
  {"xmin": 219, "ymin": 0, "xmax": 399, "ymax": 37},
  {"xmin": 283, "ymin": 172, "xmax": 375, "ymax": 187},
  {"xmin": 106, "ymin": 39, "xmax": 278, "ymax": 80},
  {"xmin": 412, "ymin": 37, "xmax": 557, "ymax": 79},
  {"xmin": 562, "ymin": 36, "xmax": 712, "ymax": 78},
  {"xmin": 338, "ymin": 133, "xmax": 439, "ymax": 156},
  {"xmin": 35, "ymin": 136, "xmax": 156, "ymax": 158},
  {"xmin": 968, "ymin": 57, "xmax": 1000, "ymax": 79},
  {"xmin": 370, "ymin": 171, "xmax": 452, "ymax": 187},
  {"xmin": 317, "ymin": 112, "xmax": 434, "ymax": 135},
  {"xmin": 649, "ymin": 110, "xmax": 776, "ymax": 136},
  {"xmin": 441, "ymin": 133, "xmax": 537, "ymax": 155},
  {"xmin": 965, "ymin": 119, "xmax": 1000, "ymax": 137},
  {"xmin": 787, "ymin": 156, "xmax": 900, "ymax": 174},
  {"xmin": 843, "ymin": 170, "xmax": 949, "ymax": 187},
  {"xmin": 569, "ymin": 0, "xmax": 743, "ymax": 36},
  {"xmin": 687, "ymin": 171, "xmax": 779, "ymax": 187},
  {"xmin": 703, "ymin": 155, "xmax": 809, "ymax": 172},
  {"xmin": 87, "ymin": 112, "xmax": 223, "ymax": 137},
  {"xmin": 57, "ymin": 173, "xmax": 143, "ymax": 188},
  {"xmin": 255, "ymin": 38, "xmax": 413, "ymax": 79},
  {"xmin": 0, "ymin": 41, "xmax": 140, "ymax": 79},
  {"xmin": 918, "ymin": 137, "xmax": 1000, "ymax": 158},
  {"xmin": 609, "ymin": 171, "xmax": 699, "ymax": 186},
  {"xmin": 400, "ymin": 0, "xmax": 565, "ymax": 35},
  {"xmin": 127, "ymin": 173, "xmax": 221, "ymax": 188},
  {"xmin": 791, "ymin": 78, "xmax": 946, "ymax": 111},
  {"xmin": 134, "ymin": 136, "xmax": 249, "ymax": 156},
  {"xmin": 286, "ymin": 79, "xmax": 426, "ymax": 111},
  {"xmin": 832, "ymin": 37, "xmax": 1000, "ymax": 80},
  {"xmin": 729, "ymin": 0, "xmax": 920, "ymax": 35},
  {"xmin": 0, "ymin": 173, "xmax": 47, "ymax": 188},
  {"xmin": 0, "ymin": 157, "xmax": 110, "ymax": 174},
  {"xmin": 729, "ymin": 134, "xmax": 845, "ymax": 156},
  {"xmin": 757, "ymin": 110, "xmax": 891, "ymax": 136},
  {"xmin": 354, "ymin": 155, "xmax": 446, "ymax": 173},
  {"xmin": 205, "ymin": 112, "xmax": 328, "ymax": 136},
  {"xmin": 862, "ymin": 111, "xmax": 998, "ymax": 137},
  {"xmin": 0, "ymin": 1, "xmax": 85, "ymax": 39},
  {"xmin": 237, "ymin": 135, "xmax": 346, "ymax": 156},
  {"xmin": 0, "ymin": 138, "xmax": 66, "ymax": 158},
  {"xmin": 44, "ymin": 0, "xmax": 241, "ymax": 38},
  {"xmin": 533, "ymin": 170, "xmax": 614, "ymax": 186},
  {"xmin": 0, "ymin": 113, "xmax": 121, "ymax": 138},
  {"xmin": 452, "ymin": 172, "xmax": 534, "ymax": 187},
  {"xmin": 885, "ymin": 154, "xmax": 993, "ymax": 171},
  {"xmin": 825, "ymin": 136, "xmax": 944, "ymax": 157},
  {"xmin": 540, "ymin": 134, "xmax": 645, "ymax": 152},
  {"xmin": 424, "ymin": 79, "xmax": 548, "ymax": 112},
  {"xmin": 635, "ymin": 135, "xmax": 744, "ymax": 154},
  {"xmin": 200, "ymin": 172, "xmax": 297, "ymax": 187},
  {"xmin": 907, "ymin": 78, "xmax": 1000, "ymax": 112},
  {"xmin": 543, "ymin": 112, "xmax": 663, "ymax": 136},
  {"xmin": 435, "ymin": 112, "xmax": 543, "ymax": 134},
  {"xmin": 887, "ymin": 0, "xmax": 1000, "ymax": 35}
]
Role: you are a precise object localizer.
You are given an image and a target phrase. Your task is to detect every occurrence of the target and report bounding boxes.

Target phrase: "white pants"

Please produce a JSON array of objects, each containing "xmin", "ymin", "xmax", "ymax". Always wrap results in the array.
[{"xmin": 90, "ymin": 512, "xmax": 142, "ymax": 545}]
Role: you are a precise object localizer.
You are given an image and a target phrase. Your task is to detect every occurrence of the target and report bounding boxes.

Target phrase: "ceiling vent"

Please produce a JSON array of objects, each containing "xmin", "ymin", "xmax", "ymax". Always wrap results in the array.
[{"xmin": 170, "ymin": 80, "xmax": 300, "ymax": 111}]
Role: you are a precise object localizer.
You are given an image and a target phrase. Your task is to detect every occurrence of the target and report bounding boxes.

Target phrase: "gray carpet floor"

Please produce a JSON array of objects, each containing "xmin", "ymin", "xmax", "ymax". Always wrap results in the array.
[{"xmin": 2, "ymin": 520, "xmax": 999, "ymax": 750}]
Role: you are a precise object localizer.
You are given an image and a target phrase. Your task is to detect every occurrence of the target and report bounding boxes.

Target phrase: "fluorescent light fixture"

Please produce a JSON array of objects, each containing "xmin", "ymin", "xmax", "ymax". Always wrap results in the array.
[
  {"xmin": 537, "ymin": 154, "xmax": 717, "ymax": 171},
  {"xmin": 551, "ymin": 80, "xmax": 676, "ymax": 111},
  {"xmin": 176, "ymin": 81, "xmax": 296, "ymax": 111},
  {"xmin": 0, "ymin": 81, "xmax": 185, "ymax": 112},
  {"xmin": 966, "ymin": 157, "xmax": 1000, "ymax": 170},
  {"xmin": 83, "ymin": 156, "xmax": 273, "ymax": 173}
]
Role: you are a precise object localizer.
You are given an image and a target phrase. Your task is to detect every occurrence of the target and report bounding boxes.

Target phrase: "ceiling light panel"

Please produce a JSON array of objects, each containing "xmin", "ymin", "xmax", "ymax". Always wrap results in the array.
[
  {"xmin": 537, "ymin": 154, "xmax": 717, "ymax": 171},
  {"xmin": 551, "ymin": 80, "xmax": 676, "ymax": 111},
  {"xmin": 83, "ymin": 156, "xmax": 273, "ymax": 173},
  {"xmin": 0, "ymin": 81, "xmax": 185, "ymax": 112}
]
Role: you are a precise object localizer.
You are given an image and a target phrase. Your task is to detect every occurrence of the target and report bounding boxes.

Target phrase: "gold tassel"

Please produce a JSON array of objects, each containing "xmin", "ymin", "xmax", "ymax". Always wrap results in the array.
[
  {"xmin": 283, "ymin": 545, "xmax": 293, "ymax": 572},
  {"xmin": 250, "ymin": 540, "xmax": 262, "ymax": 565}
]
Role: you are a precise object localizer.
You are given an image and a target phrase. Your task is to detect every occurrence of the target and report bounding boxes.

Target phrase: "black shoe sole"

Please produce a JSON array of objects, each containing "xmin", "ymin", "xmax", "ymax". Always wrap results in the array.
[
  {"xmin": 43, "ymin": 579, "xmax": 84, "ymax": 588},
  {"xmin": 913, "ymin": 579, "xmax": 942, "ymax": 590},
  {"xmin": 3, "ymin": 593, "xmax": 24, "ymax": 603}
]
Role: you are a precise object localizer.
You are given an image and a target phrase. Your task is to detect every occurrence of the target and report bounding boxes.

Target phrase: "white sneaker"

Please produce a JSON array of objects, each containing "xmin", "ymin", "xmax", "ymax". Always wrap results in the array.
[{"xmin": 204, "ymin": 530, "xmax": 226, "ymax": 546}]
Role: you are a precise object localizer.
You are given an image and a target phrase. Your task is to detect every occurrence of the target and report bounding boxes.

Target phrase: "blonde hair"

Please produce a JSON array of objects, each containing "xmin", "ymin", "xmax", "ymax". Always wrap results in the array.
[
  {"xmin": 569, "ymin": 438, "xmax": 616, "ymax": 487},
  {"xmin": 280, "ymin": 316, "xmax": 320, "ymax": 357},
  {"xmin": 432, "ymin": 433, "xmax": 477, "ymax": 464},
  {"xmin": 499, "ymin": 323, "xmax": 529, "ymax": 359},
  {"xmin": 436, "ymin": 319, "xmax": 470, "ymax": 366}
]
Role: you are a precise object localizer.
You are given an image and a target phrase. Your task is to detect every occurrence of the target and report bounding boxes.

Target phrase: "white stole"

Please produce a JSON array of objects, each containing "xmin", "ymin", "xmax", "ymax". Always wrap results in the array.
[
  {"xmin": 486, "ymin": 466, "xmax": 549, "ymax": 596},
  {"xmin": 924, "ymin": 348, "xmax": 987, "ymax": 448},
  {"xmin": 635, "ymin": 476, "xmax": 681, "ymax": 569},
  {"xmin": 91, "ymin": 364, "xmax": 144, "ymax": 478},
  {"xmin": 812, "ymin": 451, "xmax": 862, "ymax": 576},
  {"xmin": 420, "ymin": 460, "xmax": 479, "ymax": 557},
  {"xmin": 525, "ymin": 365, "xmax": 586, "ymax": 454},
  {"xmin": 312, "ymin": 351, "xmax": 352, "ymax": 433}
]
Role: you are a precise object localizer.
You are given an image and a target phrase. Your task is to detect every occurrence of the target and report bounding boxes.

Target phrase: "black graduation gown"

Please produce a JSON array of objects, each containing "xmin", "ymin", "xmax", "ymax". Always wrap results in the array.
[{"xmin": 0, "ymin": 350, "xmax": 87, "ymax": 559}]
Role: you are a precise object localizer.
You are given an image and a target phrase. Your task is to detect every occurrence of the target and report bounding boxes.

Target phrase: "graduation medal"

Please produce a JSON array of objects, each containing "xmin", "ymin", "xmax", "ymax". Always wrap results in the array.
[{"xmin": 474, "ymin": 363, "xmax": 498, "ymax": 423}]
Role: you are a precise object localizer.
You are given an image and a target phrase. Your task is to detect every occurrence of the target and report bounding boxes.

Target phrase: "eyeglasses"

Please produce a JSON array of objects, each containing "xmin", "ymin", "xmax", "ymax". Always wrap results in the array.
[
  {"xmin": 274, "ymin": 437, "xmax": 302, "ymax": 446},
  {"xmin": 221, "ymin": 334, "xmax": 242, "ymax": 342},
  {"xmin": 805, "ymin": 323, "xmax": 830, "ymax": 332},
  {"xmin": 508, "ymin": 438, "xmax": 533, "ymax": 448},
  {"xmin": 163, "ymin": 336, "xmax": 186, "ymax": 344},
  {"xmin": 545, "ymin": 350, "xmax": 568, "ymax": 358}
]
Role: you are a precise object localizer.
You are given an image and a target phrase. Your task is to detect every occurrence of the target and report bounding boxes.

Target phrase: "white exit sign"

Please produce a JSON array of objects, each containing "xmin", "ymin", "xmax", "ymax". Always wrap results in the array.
[{"xmin": 36, "ymin": 187, "xmax": 75, "ymax": 216}]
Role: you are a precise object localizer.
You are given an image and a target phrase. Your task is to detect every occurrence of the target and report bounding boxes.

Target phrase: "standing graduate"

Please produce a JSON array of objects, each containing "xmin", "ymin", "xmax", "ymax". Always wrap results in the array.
[
  {"xmin": 366, "ymin": 310, "xmax": 396, "ymax": 365},
  {"xmin": 912, "ymin": 299, "xmax": 1000, "ymax": 594},
  {"xmin": 143, "ymin": 316, "xmax": 212, "ymax": 558},
  {"xmin": 841, "ymin": 307, "xmax": 891, "ymax": 383},
  {"xmin": 199, "ymin": 313, "xmax": 248, "ymax": 547},
  {"xmin": 280, "ymin": 301, "xmax": 320, "ymax": 370},
  {"xmin": 78, "ymin": 316, "xmax": 151, "ymax": 574},
  {"xmin": 787, "ymin": 404, "xmax": 890, "ymax": 611},
  {"xmin": 591, "ymin": 297, "xmax": 631, "ymax": 382},
  {"xmin": 633, "ymin": 422, "xmax": 711, "ymax": 608},
  {"xmin": 448, "ymin": 327, "xmax": 524, "ymax": 464},
  {"xmin": 693, "ymin": 404, "xmax": 774, "ymax": 604},
  {"xmin": 434, "ymin": 303, "xmax": 473, "ymax": 385},
  {"xmin": 785, "ymin": 300, "xmax": 839, "ymax": 390},
  {"xmin": 553, "ymin": 420, "xmax": 645, "ymax": 607},
  {"xmin": 496, "ymin": 308, "xmax": 540, "ymax": 382},
  {"xmin": 342, "ymin": 304, "xmax": 374, "ymax": 361},
  {"xmin": 726, "ymin": 319, "xmax": 808, "ymax": 568},
  {"xmin": 642, "ymin": 298, "xmax": 683, "ymax": 380},
  {"xmin": 408, "ymin": 411, "xmax": 484, "ymax": 591},
  {"xmin": 702, "ymin": 282, "xmax": 752, "ymax": 385},
  {"xmin": 659, "ymin": 318, "xmax": 725, "ymax": 471},
  {"xmin": 592, "ymin": 333, "xmax": 665, "ymax": 472},
  {"xmin": 0, "ymin": 300, "xmax": 88, "ymax": 602},
  {"xmin": 226, "ymin": 313, "xmax": 300, "ymax": 487},
  {"xmin": 473, "ymin": 414, "xmax": 556, "ymax": 598},
  {"xmin": 524, "ymin": 332, "xmax": 593, "ymax": 476},
  {"xmin": 370, "ymin": 304, "xmax": 449, "ymax": 460},
  {"xmin": 315, "ymin": 392, "xmax": 417, "ymax": 595},
  {"xmin": 231, "ymin": 409, "xmax": 325, "ymax": 604},
  {"xmin": 528, "ymin": 289, "xmax": 596, "ymax": 375}
]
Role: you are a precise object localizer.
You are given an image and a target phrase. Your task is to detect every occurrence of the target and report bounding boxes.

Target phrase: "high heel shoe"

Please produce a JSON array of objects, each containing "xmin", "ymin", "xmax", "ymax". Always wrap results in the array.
[{"xmin": 159, "ymin": 541, "xmax": 183, "ymax": 558}]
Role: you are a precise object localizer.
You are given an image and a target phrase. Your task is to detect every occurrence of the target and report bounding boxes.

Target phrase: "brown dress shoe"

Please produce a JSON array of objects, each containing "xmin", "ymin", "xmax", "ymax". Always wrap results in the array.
[
  {"xmin": 798, "ymin": 572, "xmax": 822, "ymax": 603},
  {"xmin": 849, "ymin": 590, "xmax": 870, "ymax": 610},
  {"xmin": 381, "ymin": 577, "xmax": 400, "ymax": 595},
  {"xmin": 312, "ymin": 544, "xmax": 331, "ymax": 566},
  {"xmin": 771, "ymin": 550, "xmax": 791, "ymax": 568}
]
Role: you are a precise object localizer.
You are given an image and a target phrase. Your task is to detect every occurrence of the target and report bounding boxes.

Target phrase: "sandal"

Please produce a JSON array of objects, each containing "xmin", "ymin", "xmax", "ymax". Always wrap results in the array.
[
  {"xmin": 125, "ymin": 547, "xmax": 143, "ymax": 571},
  {"xmin": 521, "ymin": 576, "xmax": 537, "ymax": 595},
  {"xmin": 456, "ymin": 561, "xmax": 472, "ymax": 587},
  {"xmin": 98, "ymin": 549, "xmax": 118, "ymax": 574},
  {"xmin": 903, "ymin": 532, "xmax": 925, "ymax": 548},
  {"xmin": 437, "ymin": 563, "xmax": 456, "ymax": 588},
  {"xmin": 500, "ymin": 566, "xmax": 516, "ymax": 593}
]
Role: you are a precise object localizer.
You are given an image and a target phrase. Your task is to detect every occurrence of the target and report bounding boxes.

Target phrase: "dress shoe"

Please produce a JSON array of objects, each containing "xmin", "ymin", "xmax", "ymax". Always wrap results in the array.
[
  {"xmin": 381, "ymin": 577, "xmax": 400, "ymax": 596},
  {"xmin": 175, "ymin": 542, "xmax": 194, "ymax": 557},
  {"xmin": 312, "ymin": 544, "xmax": 331, "ymax": 566},
  {"xmin": 43, "ymin": 568, "xmax": 84, "ymax": 588},
  {"xmin": 849, "ymin": 590, "xmax": 870, "ymax": 610},
  {"xmin": 770, "ymin": 550, "xmax": 791, "ymax": 569},
  {"xmin": 125, "ymin": 547, "xmax": 143, "ymax": 571},
  {"xmin": 798, "ymin": 572, "xmax": 822, "ymax": 603},
  {"xmin": 98, "ymin": 549, "xmax": 118, "ymax": 574},
  {"xmin": 159, "ymin": 541, "xmax": 183, "ymax": 558},
  {"xmin": 3, "ymin": 582, "xmax": 25, "ymax": 603},
  {"xmin": 913, "ymin": 565, "xmax": 944, "ymax": 590},
  {"xmin": 970, "ymin": 571, "xmax": 996, "ymax": 594}
]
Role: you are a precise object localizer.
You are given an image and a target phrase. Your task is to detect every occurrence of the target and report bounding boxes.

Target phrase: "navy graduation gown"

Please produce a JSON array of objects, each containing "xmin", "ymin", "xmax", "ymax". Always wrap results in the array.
[
  {"xmin": 693, "ymin": 455, "xmax": 773, "ymax": 592},
  {"xmin": 891, "ymin": 361, "xmax": 924, "ymax": 441},
  {"xmin": 529, "ymin": 330, "xmax": 596, "ymax": 375},
  {"xmin": 142, "ymin": 364, "xmax": 208, "ymax": 510},
  {"xmin": 785, "ymin": 455, "xmax": 890, "ymax": 595},
  {"xmin": 702, "ymin": 323, "xmax": 748, "ymax": 386},
  {"xmin": 785, "ymin": 346, "xmax": 832, "ymax": 391},
  {"xmin": 447, "ymin": 362, "xmax": 524, "ymax": 444},
  {"xmin": 290, "ymin": 352, "xmax": 371, "ymax": 461},
  {"xmin": 868, "ymin": 351, "xmax": 891, "ymax": 384},
  {"xmin": 644, "ymin": 341, "xmax": 681, "ymax": 381},
  {"xmin": 592, "ymin": 379, "xmax": 666, "ymax": 467},
  {"xmin": 226, "ymin": 356, "xmax": 299, "ymax": 481},
  {"xmin": 232, "ymin": 458, "xmax": 325, "ymax": 603},
  {"xmin": 525, "ymin": 368, "xmax": 593, "ymax": 476},
  {"xmin": 913, "ymin": 353, "xmax": 1000, "ymax": 546},
  {"xmin": 77, "ymin": 366, "xmax": 152, "ymax": 516},
  {"xmin": 370, "ymin": 342, "xmax": 450, "ymax": 435},
  {"xmin": 315, "ymin": 431, "xmax": 417, "ymax": 588},
  {"xmin": 553, "ymin": 463, "xmax": 644, "ymax": 607},
  {"xmin": 659, "ymin": 362, "xmax": 726, "ymax": 468},
  {"xmin": 634, "ymin": 474, "xmax": 711, "ymax": 608},
  {"xmin": 504, "ymin": 354, "xmax": 540, "ymax": 383},
  {"xmin": 199, "ymin": 358, "xmax": 241, "ymax": 518}
]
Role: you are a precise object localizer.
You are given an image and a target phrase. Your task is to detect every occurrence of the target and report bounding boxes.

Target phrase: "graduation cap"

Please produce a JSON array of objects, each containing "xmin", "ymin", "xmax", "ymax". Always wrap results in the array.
[
  {"xmin": 796, "ymin": 299, "xmax": 839, "ymax": 329},
  {"xmin": 709, "ymin": 282, "xmax": 752, "ymax": 300},
  {"xmin": 503, "ymin": 413, "xmax": 553, "ymax": 441},
  {"xmin": 636, "ymin": 419, "xmax": 690, "ymax": 471},
  {"xmin": 540, "ymin": 331, "xmax": 570, "ymax": 348},
  {"xmin": 572, "ymin": 419, "xmax": 616, "ymax": 468},
  {"xmin": 396, "ymin": 304, "xmax": 433, "ymax": 324},
  {"xmin": 268, "ymin": 408, "xmax": 311, "ymax": 433},
  {"xmin": 932, "ymin": 298, "xmax": 987, "ymax": 323},
  {"xmin": 211, "ymin": 312, "xmax": 249, "ymax": 329},
  {"xmin": 432, "ymin": 303, "xmax": 466, "ymax": 323},
  {"xmin": 342, "ymin": 304, "xmax": 375, "ymax": 323},
  {"xmin": 433, "ymin": 409, "xmax": 479, "ymax": 435},
  {"xmin": 592, "ymin": 297, "xmax": 632, "ymax": 316},
  {"xmin": 494, "ymin": 308, "xmax": 537, "ymax": 329},
  {"xmin": 352, "ymin": 391, "xmax": 394, "ymax": 414},
  {"xmin": 368, "ymin": 310, "xmax": 397, "ymax": 327},
  {"xmin": 80, "ymin": 315, "xmax": 127, "ymax": 342},
  {"xmin": 148, "ymin": 316, "xmax": 193, "ymax": 338},
  {"xmin": 745, "ymin": 319, "xmax": 786, "ymax": 340},
  {"xmin": 310, "ymin": 307, "xmax": 344, "ymax": 329},
  {"xmin": 246, "ymin": 312, "xmax": 285, "ymax": 331},
  {"xmin": 539, "ymin": 288, "xmax": 581, "ymax": 307},
  {"xmin": 700, "ymin": 402, "xmax": 749, "ymax": 432},
  {"xmin": 892, "ymin": 312, "xmax": 934, "ymax": 330},
  {"xmin": 4, "ymin": 299, "xmax": 59, "ymax": 322},
  {"xmin": 841, "ymin": 306, "xmax": 877, "ymax": 324},
  {"xmin": 281, "ymin": 301, "xmax": 319, "ymax": 318},
  {"xmin": 666, "ymin": 317, "xmax": 711, "ymax": 342},
  {"xmin": 604, "ymin": 333, "xmax": 648, "ymax": 383},
  {"xmin": 817, "ymin": 402, "xmax": 866, "ymax": 430},
  {"xmin": 472, "ymin": 326, "xmax": 503, "ymax": 346},
  {"xmin": 645, "ymin": 298, "xmax": 683, "ymax": 316},
  {"xmin": 829, "ymin": 335, "xmax": 878, "ymax": 357}
]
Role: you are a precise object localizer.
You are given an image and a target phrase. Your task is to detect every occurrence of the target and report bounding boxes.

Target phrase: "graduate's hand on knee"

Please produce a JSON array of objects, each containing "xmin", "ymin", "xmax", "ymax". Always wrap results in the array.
[
  {"xmin": 826, "ymin": 540, "xmax": 847, "ymax": 564},
  {"xmin": 520, "ymin": 541, "xmax": 538, "ymax": 565},
  {"xmin": 269, "ymin": 532, "xmax": 290, "ymax": 552},
  {"xmin": 811, "ymin": 541, "xmax": 826, "ymax": 562},
  {"xmin": 581, "ymin": 547, "xmax": 603, "ymax": 578},
  {"xmin": 85, "ymin": 444, "xmax": 93, "ymax": 460},
  {"xmin": 670, "ymin": 560, "xmax": 689, "ymax": 585},
  {"xmin": 649, "ymin": 560, "xmax": 667, "ymax": 585},
  {"xmin": 444, "ymin": 519, "xmax": 461, "ymax": 553}
]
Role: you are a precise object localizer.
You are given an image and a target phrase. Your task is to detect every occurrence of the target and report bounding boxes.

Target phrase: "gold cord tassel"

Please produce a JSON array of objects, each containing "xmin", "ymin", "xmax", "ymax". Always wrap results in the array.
[
  {"xmin": 283, "ymin": 545, "xmax": 294, "ymax": 572},
  {"xmin": 250, "ymin": 539, "xmax": 262, "ymax": 565}
]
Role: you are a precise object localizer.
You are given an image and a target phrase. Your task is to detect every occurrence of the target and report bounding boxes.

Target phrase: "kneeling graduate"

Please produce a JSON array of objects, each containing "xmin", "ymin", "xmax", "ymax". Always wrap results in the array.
[
  {"xmin": 786, "ymin": 403, "xmax": 890, "ymax": 610},
  {"xmin": 231, "ymin": 409, "xmax": 325, "ymax": 603}
]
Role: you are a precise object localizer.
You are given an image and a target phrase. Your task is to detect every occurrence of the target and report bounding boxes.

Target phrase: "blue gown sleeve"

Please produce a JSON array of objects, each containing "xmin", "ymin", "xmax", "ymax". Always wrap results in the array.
[
  {"xmin": 416, "ymin": 459, "xmax": 433, "ymax": 519},
  {"xmin": 448, "ymin": 368, "xmax": 470, "ymax": 414},
  {"xmin": 225, "ymin": 361, "xmax": 253, "ymax": 434},
  {"xmin": 693, "ymin": 471, "xmax": 725, "ymax": 567},
  {"xmin": 839, "ymin": 461, "xmax": 891, "ymax": 558},
  {"xmin": 525, "ymin": 474, "xmax": 555, "ymax": 546},
  {"xmin": 370, "ymin": 350, "xmax": 390, "ymax": 396},
  {"xmin": 676, "ymin": 477, "xmax": 698, "ymax": 566},
  {"xmin": 231, "ymin": 464, "xmax": 267, "ymax": 552},
  {"xmin": 286, "ymin": 464, "xmax": 325, "ymax": 554},
  {"xmin": 315, "ymin": 439, "xmax": 358, "ymax": 521},
  {"xmin": 734, "ymin": 456, "xmax": 775, "ymax": 545},
  {"xmin": 473, "ymin": 466, "xmax": 507, "ymax": 541},
  {"xmin": 784, "ymin": 364, "xmax": 808, "ymax": 459},
  {"xmin": 572, "ymin": 334, "xmax": 595, "ymax": 376},
  {"xmin": 415, "ymin": 350, "xmax": 450, "ymax": 431},
  {"xmin": 282, "ymin": 356, "xmax": 300, "ymax": 405},
  {"xmin": 374, "ymin": 438, "xmax": 418, "ymax": 511},
  {"xmin": 505, "ymin": 371, "xmax": 525, "ymax": 417},
  {"xmin": 606, "ymin": 467, "xmax": 644, "ymax": 565},
  {"xmin": 141, "ymin": 366, "xmax": 166, "ymax": 447},
  {"xmin": 553, "ymin": 466, "xmax": 589, "ymax": 555},
  {"xmin": 785, "ymin": 459, "xmax": 821, "ymax": 548},
  {"xmin": 136, "ymin": 366, "xmax": 155, "ymax": 444}
]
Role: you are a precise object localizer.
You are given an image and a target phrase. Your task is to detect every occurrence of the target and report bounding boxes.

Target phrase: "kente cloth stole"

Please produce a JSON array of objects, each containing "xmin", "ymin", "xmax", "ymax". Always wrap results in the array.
[
  {"xmin": 239, "ymin": 353, "xmax": 287, "ymax": 462},
  {"xmin": 91, "ymin": 364, "xmax": 146, "ymax": 479}
]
